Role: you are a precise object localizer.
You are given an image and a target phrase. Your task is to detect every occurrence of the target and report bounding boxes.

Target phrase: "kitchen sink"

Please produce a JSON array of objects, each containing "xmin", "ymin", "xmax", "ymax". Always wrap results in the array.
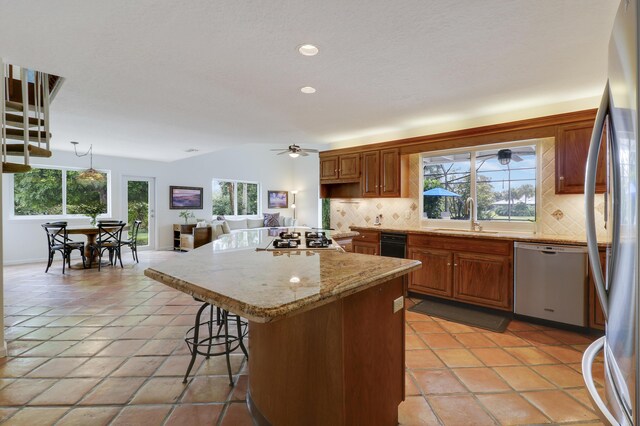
[{"xmin": 431, "ymin": 228, "xmax": 499, "ymax": 234}]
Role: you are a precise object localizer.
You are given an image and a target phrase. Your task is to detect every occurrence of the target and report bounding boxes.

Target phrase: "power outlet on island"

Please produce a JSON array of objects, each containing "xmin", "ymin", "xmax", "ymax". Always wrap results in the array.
[{"xmin": 393, "ymin": 296, "xmax": 404, "ymax": 313}]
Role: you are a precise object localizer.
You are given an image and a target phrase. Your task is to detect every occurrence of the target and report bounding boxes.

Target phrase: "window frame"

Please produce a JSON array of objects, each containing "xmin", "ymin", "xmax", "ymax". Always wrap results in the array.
[
  {"xmin": 9, "ymin": 164, "xmax": 112, "ymax": 221},
  {"xmin": 211, "ymin": 178, "xmax": 261, "ymax": 218},
  {"xmin": 419, "ymin": 140, "xmax": 542, "ymax": 233}
]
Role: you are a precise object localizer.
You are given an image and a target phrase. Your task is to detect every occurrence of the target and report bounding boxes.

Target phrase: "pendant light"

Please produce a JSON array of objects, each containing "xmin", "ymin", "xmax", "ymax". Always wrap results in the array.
[{"xmin": 71, "ymin": 141, "xmax": 105, "ymax": 183}]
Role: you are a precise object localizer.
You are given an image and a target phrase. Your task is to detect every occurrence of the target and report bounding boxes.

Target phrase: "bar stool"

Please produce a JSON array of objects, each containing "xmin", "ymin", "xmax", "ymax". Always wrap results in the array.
[{"xmin": 183, "ymin": 300, "xmax": 249, "ymax": 386}]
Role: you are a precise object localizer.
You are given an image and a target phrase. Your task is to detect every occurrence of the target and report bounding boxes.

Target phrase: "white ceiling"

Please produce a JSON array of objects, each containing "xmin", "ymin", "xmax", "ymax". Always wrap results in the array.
[{"xmin": 0, "ymin": 1, "xmax": 618, "ymax": 161}]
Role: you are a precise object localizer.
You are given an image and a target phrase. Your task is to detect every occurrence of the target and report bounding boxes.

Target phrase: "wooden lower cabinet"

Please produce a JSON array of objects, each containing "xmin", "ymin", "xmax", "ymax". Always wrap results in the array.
[
  {"xmin": 353, "ymin": 240, "xmax": 379, "ymax": 256},
  {"xmin": 589, "ymin": 249, "xmax": 607, "ymax": 330},
  {"xmin": 453, "ymin": 252, "xmax": 511, "ymax": 310},
  {"xmin": 407, "ymin": 235, "xmax": 513, "ymax": 311},
  {"xmin": 407, "ymin": 247, "xmax": 453, "ymax": 297}
]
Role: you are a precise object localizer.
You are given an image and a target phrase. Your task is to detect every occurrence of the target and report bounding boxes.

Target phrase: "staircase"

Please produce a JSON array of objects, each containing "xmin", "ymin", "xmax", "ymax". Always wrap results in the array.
[{"xmin": 1, "ymin": 60, "xmax": 63, "ymax": 173}]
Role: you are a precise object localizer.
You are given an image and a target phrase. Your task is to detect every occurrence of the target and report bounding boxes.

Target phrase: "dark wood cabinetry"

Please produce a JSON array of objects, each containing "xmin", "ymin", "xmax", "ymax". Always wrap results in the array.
[
  {"xmin": 352, "ymin": 230, "xmax": 380, "ymax": 256},
  {"xmin": 380, "ymin": 149, "xmax": 402, "ymax": 197},
  {"xmin": 588, "ymin": 248, "xmax": 607, "ymax": 330},
  {"xmin": 555, "ymin": 121, "xmax": 606, "ymax": 194},
  {"xmin": 361, "ymin": 148, "xmax": 406, "ymax": 198},
  {"xmin": 361, "ymin": 151, "xmax": 380, "ymax": 197},
  {"xmin": 407, "ymin": 247, "xmax": 453, "ymax": 297},
  {"xmin": 320, "ymin": 148, "xmax": 408, "ymax": 199},
  {"xmin": 407, "ymin": 234, "xmax": 513, "ymax": 311},
  {"xmin": 320, "ymin": 156, "xmax": 339, "ymax": 181},
  {"xmin": 320, "ymin": 154, "xmax": 361, "ymax": 183},
  {"xmin": 339, "ymin": 154, "xmax": 360, "ymax": 180},
  {"xmin": 453, "ymin": 252, "xmax": 511, "ymax": 310}
]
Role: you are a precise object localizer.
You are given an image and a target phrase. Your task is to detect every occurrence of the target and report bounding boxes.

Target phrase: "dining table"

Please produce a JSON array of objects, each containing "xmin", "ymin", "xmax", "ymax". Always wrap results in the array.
[{"xmin": 67, "ymin": 224, "xmax": 129, "ymax": 267}]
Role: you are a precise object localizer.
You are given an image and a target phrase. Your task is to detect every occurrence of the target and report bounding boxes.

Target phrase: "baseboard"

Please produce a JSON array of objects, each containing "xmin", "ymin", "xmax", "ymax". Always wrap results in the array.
[{"xmin": 4, "ymin": 257, "xmax": 48, "ymax": 266}]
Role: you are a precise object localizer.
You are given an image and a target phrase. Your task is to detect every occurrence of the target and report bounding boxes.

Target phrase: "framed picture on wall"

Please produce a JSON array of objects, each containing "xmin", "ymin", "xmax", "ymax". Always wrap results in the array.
[
  {"xmin": 170, "ymin": 186, "xmax": 203, "ymax": 209},
  {"xmin": 267, "ymin": 190, "xmax": 288, "ymax": 209}
]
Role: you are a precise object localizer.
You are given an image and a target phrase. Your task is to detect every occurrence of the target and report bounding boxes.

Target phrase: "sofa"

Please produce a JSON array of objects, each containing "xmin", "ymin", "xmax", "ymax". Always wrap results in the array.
[{"xmin": 207, "ymin": 214, "xmax": 297, "ymax": 240}]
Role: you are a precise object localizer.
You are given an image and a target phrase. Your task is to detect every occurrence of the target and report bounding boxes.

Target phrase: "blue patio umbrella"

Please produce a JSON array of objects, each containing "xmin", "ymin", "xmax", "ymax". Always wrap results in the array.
[{"xmin": 423, "ymin": 188, "xmax": 461, "ymax": 197}]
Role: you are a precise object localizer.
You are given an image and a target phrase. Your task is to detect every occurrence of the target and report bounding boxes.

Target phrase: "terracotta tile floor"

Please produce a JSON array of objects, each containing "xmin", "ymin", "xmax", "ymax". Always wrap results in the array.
[{"xmin": 1, "ymin": 251, "xmax": 605, "ymax": 425}]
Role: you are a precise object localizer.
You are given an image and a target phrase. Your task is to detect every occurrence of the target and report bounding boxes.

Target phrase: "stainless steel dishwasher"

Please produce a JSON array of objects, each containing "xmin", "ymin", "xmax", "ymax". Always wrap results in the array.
[{"xmin": 514, "ymin": 242, "xmax": 588, "ymax": 327}]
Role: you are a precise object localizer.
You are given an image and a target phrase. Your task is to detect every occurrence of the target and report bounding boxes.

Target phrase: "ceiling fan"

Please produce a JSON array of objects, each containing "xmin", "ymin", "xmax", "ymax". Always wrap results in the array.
[
  {"xmin": 271, "ymin": 144, "xmax": 319, "ymax": 158},
  {"xmin": 477, "ymin": 148, "xmax": 532, "ymax": 165}
]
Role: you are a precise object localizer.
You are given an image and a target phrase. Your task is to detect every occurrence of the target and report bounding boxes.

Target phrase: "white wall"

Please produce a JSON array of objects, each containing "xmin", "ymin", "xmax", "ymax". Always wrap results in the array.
[{"xmin": 2, "ymin": 144, "xmax": 322, "ymax": 264}]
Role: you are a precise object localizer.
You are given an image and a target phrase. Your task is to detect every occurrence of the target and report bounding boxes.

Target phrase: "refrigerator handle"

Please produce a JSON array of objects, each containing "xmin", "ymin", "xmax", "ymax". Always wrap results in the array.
[
  {"xmin": 585, "ymin": 82, "xmax": 609, "ymax": 320},
  {"xmin": 582, "ymin": 337, "xmax": 620, "ymax": 426}
]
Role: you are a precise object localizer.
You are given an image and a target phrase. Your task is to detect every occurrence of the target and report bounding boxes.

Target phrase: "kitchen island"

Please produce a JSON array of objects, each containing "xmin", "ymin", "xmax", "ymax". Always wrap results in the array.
[{"xmin": 144, "ymin": 229, "xmax": 421, "ymax": 425}]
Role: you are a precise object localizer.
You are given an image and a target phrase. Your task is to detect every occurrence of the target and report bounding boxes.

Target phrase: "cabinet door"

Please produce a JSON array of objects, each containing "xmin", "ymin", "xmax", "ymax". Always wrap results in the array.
[
  {"xmin": 407, "ymin": 247, "xmax": 453, "ymax": 298},
  {"xmin": 361, "ymin": 151, "xmax": 380, "ymax": 197},
  {"xmin": 453, "ymin": 252, "xmax": 512, "ymax": 310},
  {"xmin": 589, "ymin": 249, "xmax": 607, "ymax": 330},
  {"xmin": 556, "ymin": 121, "xmax": 606, "ymax": 194},
  {"xmin": 339, "ymin": 154, "xmax": 360, "ymax": 180},
  {"xmin": 320, "ymin": 156, "xmax": 339, "ymax": 181},
  {"xmin": 380, "ymin": 148, "xmax": 400, "ymax": 197},
  {"xmin": 353, "ymin": 241, "xmax": 379, "ymax": 256}
]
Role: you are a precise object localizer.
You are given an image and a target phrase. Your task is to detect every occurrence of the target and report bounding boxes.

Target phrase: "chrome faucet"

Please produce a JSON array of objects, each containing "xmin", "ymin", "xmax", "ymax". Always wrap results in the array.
[{"xmin": 465, "ymin": 197, "xmax": 482, "ymax": 232}]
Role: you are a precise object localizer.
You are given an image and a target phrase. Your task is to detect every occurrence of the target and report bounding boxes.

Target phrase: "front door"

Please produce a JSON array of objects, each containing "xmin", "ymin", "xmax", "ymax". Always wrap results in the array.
[{"xmin": 122, "ymin": 176, "xmax": 155, "ymax": 250}]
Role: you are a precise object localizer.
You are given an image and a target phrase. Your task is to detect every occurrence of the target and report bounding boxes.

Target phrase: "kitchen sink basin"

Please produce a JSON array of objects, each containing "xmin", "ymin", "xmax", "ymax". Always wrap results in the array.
[{"xmin": 431, "ymin": 228, "xmax": 499, "ymax": 234}]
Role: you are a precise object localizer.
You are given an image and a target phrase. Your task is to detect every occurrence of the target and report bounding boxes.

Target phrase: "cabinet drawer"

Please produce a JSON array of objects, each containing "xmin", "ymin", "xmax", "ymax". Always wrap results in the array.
[
  {"xmin": 354, "ymin": 230, "xmax": 380, "ymax": 243},
  {"xmin": 407, "ymin": 234, "xmax": 512, "ymax": 256}
]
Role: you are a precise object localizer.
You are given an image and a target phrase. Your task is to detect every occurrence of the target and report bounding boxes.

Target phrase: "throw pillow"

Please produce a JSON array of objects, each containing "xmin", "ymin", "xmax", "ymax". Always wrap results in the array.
[
  {"xmin": 263, "ymin": 213, "xmax": 280, "ymax": 227},
  {"xmin": 221, "ymin": 221, "xmax": 231, "ymax": 234},
  {"xmin": 216, "ymin": 215, "xmax": 225, "ymax": 220}
]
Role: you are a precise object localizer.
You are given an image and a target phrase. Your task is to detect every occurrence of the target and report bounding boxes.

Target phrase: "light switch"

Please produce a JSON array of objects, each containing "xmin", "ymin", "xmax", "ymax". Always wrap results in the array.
[{"xmin": 393, "ymin": 296, "xmax": 404, "ymax": 313}]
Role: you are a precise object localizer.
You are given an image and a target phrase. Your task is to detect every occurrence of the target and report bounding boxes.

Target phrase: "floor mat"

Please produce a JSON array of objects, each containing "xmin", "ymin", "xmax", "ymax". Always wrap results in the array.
[{"xmin": 409, "ymin": 300, "xmax": 511, "ymax": 332}]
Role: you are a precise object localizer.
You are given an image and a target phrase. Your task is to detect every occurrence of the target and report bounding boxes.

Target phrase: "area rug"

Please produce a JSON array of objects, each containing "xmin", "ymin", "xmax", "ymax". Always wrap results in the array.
[{"xmin": 409, "ymin": 300, "xmax": 511, "ymax": 333}]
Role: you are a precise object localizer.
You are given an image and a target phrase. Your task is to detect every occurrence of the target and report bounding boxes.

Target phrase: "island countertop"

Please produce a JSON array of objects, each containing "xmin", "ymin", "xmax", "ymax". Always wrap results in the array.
[{"xmin": 144, "ymin": 229, "xmax": 421, "ymax": 323}]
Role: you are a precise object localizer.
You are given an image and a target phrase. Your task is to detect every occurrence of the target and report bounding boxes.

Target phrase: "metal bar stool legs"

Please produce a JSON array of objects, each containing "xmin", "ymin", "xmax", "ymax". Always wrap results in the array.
[{"xmin": 183, "ymin": 302, "xmax": 248, "ymax": 386}]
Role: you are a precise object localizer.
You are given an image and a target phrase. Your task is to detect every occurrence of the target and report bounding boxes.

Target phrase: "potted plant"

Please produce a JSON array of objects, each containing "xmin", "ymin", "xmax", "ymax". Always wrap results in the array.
[
  {"xmin": 81, "ymin": 202, "xmax": 107, "ymax": 226},
  {"xmin": 179, "ymin": 210, "xmax": 195, "ymax": 224}
]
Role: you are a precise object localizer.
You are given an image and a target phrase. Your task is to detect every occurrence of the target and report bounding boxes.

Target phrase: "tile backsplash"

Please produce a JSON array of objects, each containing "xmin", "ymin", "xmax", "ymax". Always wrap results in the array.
[{"xmin": 330, "ymin": 138, "xmax": 607, "ymax": 240}]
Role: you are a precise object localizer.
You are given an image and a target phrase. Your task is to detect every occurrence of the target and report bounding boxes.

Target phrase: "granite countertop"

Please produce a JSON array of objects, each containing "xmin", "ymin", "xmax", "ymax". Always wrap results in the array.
[
  {"xmin": 144, "ymin": 229, "xmax": 421, "ymax": 323},
  {"xmin": 350, "ymin": 225, "xmax": 607, "ymax": 246},
  {"xmin": 331, "ymin": 231, "xmax": 360, "ymax": 239}
]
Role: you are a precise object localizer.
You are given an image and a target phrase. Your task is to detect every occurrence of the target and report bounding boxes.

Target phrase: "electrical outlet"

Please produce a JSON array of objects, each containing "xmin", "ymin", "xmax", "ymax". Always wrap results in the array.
[{"xmin": 393, "ymin": 296, "xmax": 404, "ymax": 313}]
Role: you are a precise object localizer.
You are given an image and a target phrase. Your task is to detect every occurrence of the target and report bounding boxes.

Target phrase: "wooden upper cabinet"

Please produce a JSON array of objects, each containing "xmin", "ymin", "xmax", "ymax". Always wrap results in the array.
[
  {"xmin": 361, "ymin": 151, "xmax": 380, "ymax": 197},
  {"xmin": 320, "ymin": 154, "xmax": 360, "ymax": 182},
  {"xmin": 339, "ymin": 154, "xmax": 360, "ymax": 180},
  {"xmin": 320, "ymin": 156, "xmax": 339, "ymax": 181},
  {"xmin": 380, "ymin": 149, "xmax": 401, "ymax": 197},
  {"xmin": 556, "ymin": 121, "xmax": 606, "ymax": 194}
]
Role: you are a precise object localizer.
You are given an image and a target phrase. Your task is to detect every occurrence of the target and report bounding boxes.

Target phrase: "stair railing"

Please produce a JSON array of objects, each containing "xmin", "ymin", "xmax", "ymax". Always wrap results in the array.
[
  {"xmin": 20, "ymin": 67, "xmax": 29, "ymax": 165},
  {"xmin": 1, "ymin": 59, "xmax": 5, "ymax": 169},
  {"xmin": 43, "ymin": 71, "xmax": 50, "ymax": 152}
]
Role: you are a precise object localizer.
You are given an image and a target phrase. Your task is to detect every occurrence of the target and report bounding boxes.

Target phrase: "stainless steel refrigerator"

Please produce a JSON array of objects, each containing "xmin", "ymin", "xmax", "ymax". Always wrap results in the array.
[{"xmin": 583, "ymin": 0, "xmax": 638, "ymax": 424}]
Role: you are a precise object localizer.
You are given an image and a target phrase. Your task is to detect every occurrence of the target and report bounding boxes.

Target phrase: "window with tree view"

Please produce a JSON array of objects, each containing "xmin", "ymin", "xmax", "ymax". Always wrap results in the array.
[
  {"xmin": 422, "ymin": 144, "xmax": 536, "ymax": 223},
  {"xmin": 14, "ymin": 167, "xmax": 109, "ymax": 217},
  {"xmin": 212, "ymin": 180, "xmax": 259, "ymax": 216}
]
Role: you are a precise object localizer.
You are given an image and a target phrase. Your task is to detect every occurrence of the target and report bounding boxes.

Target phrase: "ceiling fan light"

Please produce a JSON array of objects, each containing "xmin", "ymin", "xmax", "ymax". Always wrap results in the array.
[
  {"xmin": 289, "ymin": 152, "xmax": 300, "ymax": 158},
  {"xmin": 497, "ymin": 149, "xmax": 512, "ymax": 165}
]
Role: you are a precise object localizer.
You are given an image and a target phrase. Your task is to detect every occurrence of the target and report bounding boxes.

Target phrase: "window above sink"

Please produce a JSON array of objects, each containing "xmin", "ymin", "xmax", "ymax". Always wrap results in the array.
[{"xmin": 420, "ymin": 140, "xmax": 540, "ymax": 233}]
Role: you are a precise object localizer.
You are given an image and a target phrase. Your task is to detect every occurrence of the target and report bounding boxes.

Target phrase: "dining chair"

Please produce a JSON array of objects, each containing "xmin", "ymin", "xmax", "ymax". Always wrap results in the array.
[
  {"xmin": 89, "ymin": 221, "xmax": 126, "ymax": 271},
  {"xmin": 41, "ymin": 222, "xmax": 86, "ymax": 274},
  {"xmin": 120, "ymin": 219, "xmax": 142, "ymax": 263}
]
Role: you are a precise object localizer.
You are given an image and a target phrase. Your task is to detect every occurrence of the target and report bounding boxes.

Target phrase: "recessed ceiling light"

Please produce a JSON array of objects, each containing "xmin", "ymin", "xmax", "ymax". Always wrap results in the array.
[
  {"xmin": 298, "ymin": 44, "xmax": 319, "ymax": 56},
  {"xmin": 300, "ymin": 86, "xmax": 316, "ymax": 94}
]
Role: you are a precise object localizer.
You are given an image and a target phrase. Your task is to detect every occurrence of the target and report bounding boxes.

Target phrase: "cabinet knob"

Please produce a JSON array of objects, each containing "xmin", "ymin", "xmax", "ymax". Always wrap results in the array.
[
  {"xmin": 447, "ymin": 263, "xmax": 451, "ymax": 266},
  {"xmin": 559, "ymin": 176, "xmax": 564, "ymax": 180},
  {"xmin": 454, "ymin": 264, "xmax": 458, "ymax": 267}
]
